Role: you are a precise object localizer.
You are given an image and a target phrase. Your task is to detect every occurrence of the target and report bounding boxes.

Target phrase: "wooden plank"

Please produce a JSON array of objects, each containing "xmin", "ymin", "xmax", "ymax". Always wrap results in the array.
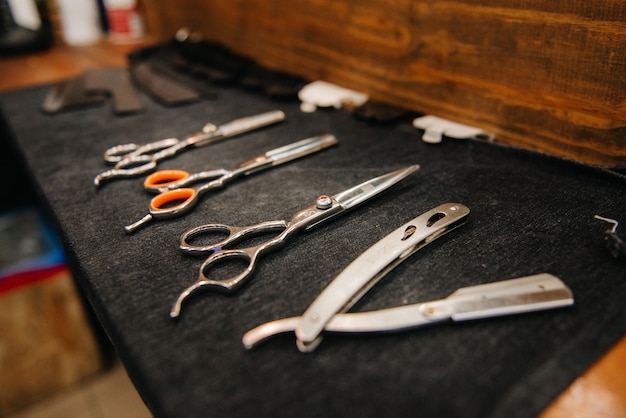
[
  {"xmin": 143, "ymin": 0, "xmax": 626, "ymax": 166},
  {"xmin": 540, "ymin": 334, "xmax": 626, "ymax": 418},
  {"xmin": 0, "ymin": 40, "xmax": 148, "ymax": 92}
]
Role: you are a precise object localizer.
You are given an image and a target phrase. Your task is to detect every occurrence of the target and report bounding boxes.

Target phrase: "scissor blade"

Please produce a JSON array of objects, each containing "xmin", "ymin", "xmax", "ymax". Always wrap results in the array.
[
  {"xmin": 236, "ymin": 134, "xmax": 338, "ymax": 174},
  {"xmin": 332, "ymin": 165, "xmax": 419, "ymax": 210},
  {"xmin": 207, "ymin": 110, "xmax": 286, "ymax": 143},
  {"xmin": 295, "ymin": 203, "xmax": 469, "ymax": 348},
  {"xmin": 266, "ymin": 134, "xmax": 338, "ymax": 164}
]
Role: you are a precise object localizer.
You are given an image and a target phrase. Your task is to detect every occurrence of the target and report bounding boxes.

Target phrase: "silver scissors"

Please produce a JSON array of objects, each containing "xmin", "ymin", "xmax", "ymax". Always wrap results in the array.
[
  {"xmin": 242, "ymin": 203, "xmax": 574, "ymax": 351},
  {"xmin": 124, "ymin": 134, "xmax": 338, "ymax": 233},
  {"xmin": 170, "ymin": 165, "xmax": 420, "ymax": 318},
  {"xmin": 94, "ymin": 110, "xmax": 286, "ymax": 187}
]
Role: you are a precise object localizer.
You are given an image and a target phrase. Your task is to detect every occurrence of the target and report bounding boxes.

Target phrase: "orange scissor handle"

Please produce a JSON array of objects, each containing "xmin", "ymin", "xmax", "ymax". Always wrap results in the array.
[
  {"xmin": 150, "ymin": 188, "xmax": 196, "ymax": 211},
  {"xmin": 144, "ymin": 169, "xmax": 190, "ymax": 189}
]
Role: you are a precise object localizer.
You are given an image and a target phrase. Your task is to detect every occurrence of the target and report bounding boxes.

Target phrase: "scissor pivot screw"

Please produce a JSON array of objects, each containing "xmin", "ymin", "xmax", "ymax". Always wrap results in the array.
[{"xmin": 316, "ymin": 195, "xmax": 333, "ymax": 210}]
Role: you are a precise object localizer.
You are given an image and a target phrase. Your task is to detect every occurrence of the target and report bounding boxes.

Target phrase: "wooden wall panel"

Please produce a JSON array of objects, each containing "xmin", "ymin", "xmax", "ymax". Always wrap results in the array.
[{"xmin": 142, "ymin": 0, "xmax": 626, "ymax": 166}]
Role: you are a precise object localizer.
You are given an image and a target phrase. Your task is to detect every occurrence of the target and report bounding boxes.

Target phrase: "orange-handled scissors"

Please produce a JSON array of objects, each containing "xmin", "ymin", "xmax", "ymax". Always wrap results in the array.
[
  {"xmin": 170, "ymin": 165, "xmax": 419, "ymax": 319},
  {"xmin": 124, "ymin": 134, "xmax": 339, "ymax": 233},
  {"xmin": 94, "ymin": 110, "xmax": 286, "ymax": 187}
]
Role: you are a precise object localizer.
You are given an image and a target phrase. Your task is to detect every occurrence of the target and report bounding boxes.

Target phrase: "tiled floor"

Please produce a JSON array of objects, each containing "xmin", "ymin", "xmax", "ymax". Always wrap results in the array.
[{"xmin": 7, "ymin": 361, "xmax": 152, "ymax": 418}]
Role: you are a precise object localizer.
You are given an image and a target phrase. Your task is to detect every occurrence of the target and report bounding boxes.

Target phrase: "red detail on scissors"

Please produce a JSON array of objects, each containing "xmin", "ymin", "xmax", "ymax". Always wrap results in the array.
[
  {"xmin": 151, "ymin": 188, "xmax": 195, "ymax": 210},
  {"xmin": 144, "ymin": 170, "xmax": 189, "ymax": 188}
]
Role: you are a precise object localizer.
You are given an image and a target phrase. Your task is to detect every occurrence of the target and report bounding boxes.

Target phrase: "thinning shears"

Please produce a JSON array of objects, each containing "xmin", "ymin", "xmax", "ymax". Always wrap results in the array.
[
  {"xmin": 94, "ymin": 110, "xmax": 286, "ymax": 187},
  {"xmin": 170, "ymin": 165, "xmax": 420, "ymax": 318},
  {"xmin": 242, "ymin": 203, "xmax": 575, "ymax": 351},
  {"xmin": 125, "ymin": 134, "xmax": 338, "ymax": 233}
]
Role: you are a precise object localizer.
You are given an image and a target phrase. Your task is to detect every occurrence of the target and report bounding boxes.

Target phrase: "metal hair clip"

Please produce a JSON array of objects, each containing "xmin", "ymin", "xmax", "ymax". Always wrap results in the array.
[{"xmin": 594, "ymin": 215, "xmax": 626, "ymax": 259}]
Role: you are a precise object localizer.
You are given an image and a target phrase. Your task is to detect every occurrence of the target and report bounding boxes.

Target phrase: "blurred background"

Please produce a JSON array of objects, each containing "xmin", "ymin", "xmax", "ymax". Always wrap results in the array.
[{"xmin": 1, "ymin": 1, "xmax": 151, "ymax": 416}]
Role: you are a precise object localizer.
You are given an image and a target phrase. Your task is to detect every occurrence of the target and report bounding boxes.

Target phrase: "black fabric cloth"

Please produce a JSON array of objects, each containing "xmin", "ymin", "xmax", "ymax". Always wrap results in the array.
[{"xmin": 1, "ymin": 83, "xmax": 625, "ymax": 418}]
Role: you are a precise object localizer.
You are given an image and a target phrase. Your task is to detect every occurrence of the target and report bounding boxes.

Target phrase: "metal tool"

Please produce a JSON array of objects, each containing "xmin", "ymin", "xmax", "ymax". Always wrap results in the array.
[
  {"xmin": 125, "ymin": 134, "xmax": 339, "ymax": 233},
  {"xmin": 243, "ymin": 273, "xmax": 574, "ymax": 351},
  {"xmin": 295, "ymin": 203, "xmax": 470, "ymax": 350},
  {"xmin": 594, "ymin": 215, "xmax": 626, "ymax": 258},
  {"xmin": 242, "ymin": 204, "xmax": 574, "ymax": 351},
  {"xmin": 170, "ymin": 165, "xmax": 420, "ymax": 318},
  {"xmin": 93, "ymin": 110, "xmax": 286, "ymax": 187}
]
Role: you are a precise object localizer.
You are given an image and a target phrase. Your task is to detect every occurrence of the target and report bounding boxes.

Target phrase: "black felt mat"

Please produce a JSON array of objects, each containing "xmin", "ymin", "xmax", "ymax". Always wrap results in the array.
[{"xmin": 1, "ymin": 84, "xmax": 625, "ymax": 418}]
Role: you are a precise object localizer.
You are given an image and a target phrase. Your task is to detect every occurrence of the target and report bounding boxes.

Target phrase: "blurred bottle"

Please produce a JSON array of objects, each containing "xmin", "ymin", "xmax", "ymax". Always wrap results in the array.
[
  {"xmin": 103, "ymin": 0, "xmax": 143, "ymax": 43},
  {"xmin": 0, "ymin": 0, "xmax": 53, "ymax": 54},
  {"xmin": 56, "ymin": 0, "xmax": 101, "ymax": 46}
]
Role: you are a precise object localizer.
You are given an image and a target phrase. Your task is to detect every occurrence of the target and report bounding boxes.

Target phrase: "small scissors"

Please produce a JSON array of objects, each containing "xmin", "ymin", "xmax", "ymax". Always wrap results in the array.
[
  {"xmin": 242, "ymin": 204, "xmax": 574, "ymax": 351},
  {"xmin": 94, "ymin": 110, "xmax": 286, "ymax": 187},
  {"xmin": 170, "ymin": 165, "xmax": 420, "ymax": 318},
  {"xmin": 124, "ymin": 134, "xmax": 338, "ymax": 233}
]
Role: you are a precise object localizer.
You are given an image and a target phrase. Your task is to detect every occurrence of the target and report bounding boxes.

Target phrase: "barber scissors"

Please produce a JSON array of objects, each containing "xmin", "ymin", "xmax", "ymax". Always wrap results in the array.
[
  {"xmin": 94, "ymin": 110, "xmax": 286, "ymax": 187},
  {"xmin": 170, "ymin": 165, "xmax": 420, "ymax": 318},
  {"xmin": 125, "ymin": 134, "xmax": 338, "ymax": 233},
  {"xmin": 242, "ymin": 203, "xmax": 574, "ymax": 351}
]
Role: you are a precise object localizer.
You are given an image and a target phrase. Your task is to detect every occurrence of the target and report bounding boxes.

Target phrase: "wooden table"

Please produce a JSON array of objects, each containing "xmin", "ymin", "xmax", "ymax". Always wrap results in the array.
[{"xmin": 1, "ymin": 40, "xmax": 624, "ymax": 418}]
